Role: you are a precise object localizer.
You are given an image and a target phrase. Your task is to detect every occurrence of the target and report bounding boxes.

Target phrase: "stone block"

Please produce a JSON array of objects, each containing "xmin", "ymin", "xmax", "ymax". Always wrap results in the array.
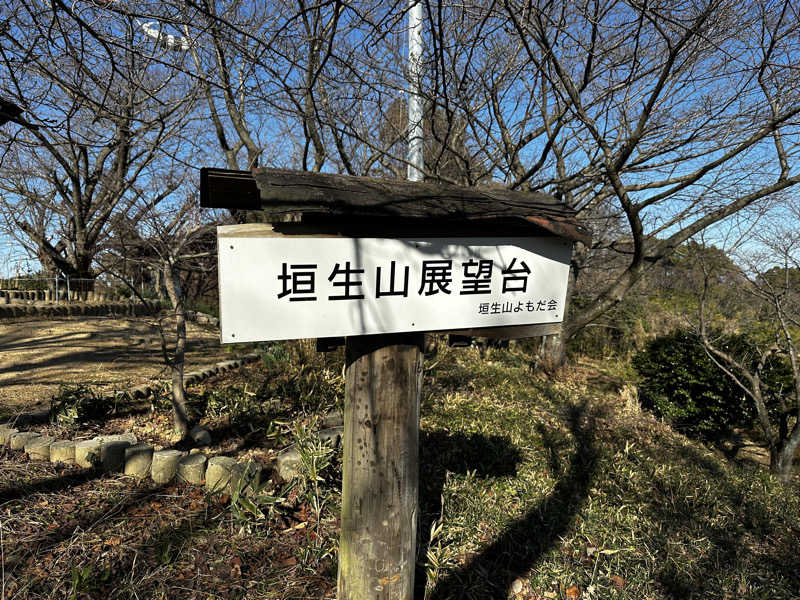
[
  {"xmin": 177, "ymin": 454, "xmax": 207, "ymax": 485},
  {"xmin": 124, "ymin": 444, "xmax": 153, "ymax": 478},
  {"xmin": 50, "ymin": 440, "xmax": 76, "ymax": 464},
  {"xmin": 151, "ymin": 449, "xmax": 185, "ymax": 484},
  {"xmin": 25, "ymin": 436, "xmax": 54, "ymax": 460},
  {"xmin": 10, "ymin": 431, "xmax": 40, "ymax": 451},
  {"xmin": 100, "ymin": 440, "xmax": 131, "ymax": 472},
  {"xmin": 95, "ymin": 433, "xmax": 138, "ymax": 445},
  {"xmin": 0, "ymin": 427, "xmax": 18, "ymax": 446},
  {"xmin": 75, "ymin": 439, "xmax": 102, "ymax": 468},
  {"xmin": 276, "ymin": 446, "xmax": 302, "ymax": 481},
  {"xmin": 205, "ymin": 456, "xmax": 238, "ymax": 494}
]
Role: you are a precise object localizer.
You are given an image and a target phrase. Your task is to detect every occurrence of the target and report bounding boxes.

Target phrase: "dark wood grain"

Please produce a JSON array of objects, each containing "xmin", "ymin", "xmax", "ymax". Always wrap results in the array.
[{"xmin": 251, "ymin": 168, "xmax": 591, "ymax": 244}]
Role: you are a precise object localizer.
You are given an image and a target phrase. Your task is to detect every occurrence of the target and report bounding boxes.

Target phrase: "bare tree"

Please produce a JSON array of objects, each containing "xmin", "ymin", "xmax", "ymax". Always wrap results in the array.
[
  {"xmin": 13, "ymin": 1, "xmax": 800, "ymax": 362},
  {"xmin": 0, "ymin": 3, "xmax": 196, "ymax": 287},
  {"xmin": 698, "ymin": 221, "xmax": 800, "ymax": 481},
  {"xmin": 102, "ymin": 194, "xmax": 220, "ymax": 439},
  {"xmin": 402, "ymin": 0, "xmax": 800, "ymax": 361}
]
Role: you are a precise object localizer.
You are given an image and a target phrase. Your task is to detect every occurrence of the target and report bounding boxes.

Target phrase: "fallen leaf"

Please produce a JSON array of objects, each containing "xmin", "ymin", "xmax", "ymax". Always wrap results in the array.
[
  {"xmin": 610, "ymin": 575, "xmax": 625, "ymax": 590},
  {"xmin": 566, "ymin": 585, "xmax": 580, "ymax": 599}
]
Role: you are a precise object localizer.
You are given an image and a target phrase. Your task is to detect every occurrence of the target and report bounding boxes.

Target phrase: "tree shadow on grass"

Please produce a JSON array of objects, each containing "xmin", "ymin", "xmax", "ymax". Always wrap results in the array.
[
  {"xmin": 632, "ymin": 439, "xmax": 800, "ymax": 598},
  {"xmin": 424, "ymin": 400, "xmax": 600, "ymax": 600},
  {"xmin": 415, "ymin": 428, "xmax": 524, "ymax": 599}
]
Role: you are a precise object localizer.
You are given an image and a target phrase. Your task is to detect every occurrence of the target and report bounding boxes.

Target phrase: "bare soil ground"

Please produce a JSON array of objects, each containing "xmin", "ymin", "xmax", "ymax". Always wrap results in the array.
[{"xmin": 0, "ymin": 316, "xmax": 230, "ymax": 412}]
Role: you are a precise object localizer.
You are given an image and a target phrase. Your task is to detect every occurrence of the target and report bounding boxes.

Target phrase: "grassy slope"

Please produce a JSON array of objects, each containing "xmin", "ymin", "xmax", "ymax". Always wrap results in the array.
[
  {"xmin": 419, "ymin": 343, "xmax": 800, "ymax": 600},
  {"xmin": 1, "ymin": 340, "xmax": 798, "ymax": 599}
]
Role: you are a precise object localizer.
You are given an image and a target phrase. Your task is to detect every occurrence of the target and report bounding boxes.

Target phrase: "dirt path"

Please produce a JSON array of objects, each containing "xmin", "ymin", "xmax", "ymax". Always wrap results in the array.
[{"xmin": 0, "ymin": 316, "xmax": 233, "ymax": 411}]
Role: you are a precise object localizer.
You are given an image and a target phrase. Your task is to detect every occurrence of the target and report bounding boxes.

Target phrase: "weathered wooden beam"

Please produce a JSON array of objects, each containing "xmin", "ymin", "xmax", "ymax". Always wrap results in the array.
[
  {"xmin": 251, "ymin": 167, "xmax": 563, "ymax": 214},
  {"xmin": 338, "ymin": 333, "xmax": 424, "ymax": 600},
  {"xmin": 200, "ymin": 168, "xmax": 261, "ymax": 210},
  {"xmin": 203, "ymin": 167, "xmax": 591, "ymax": 244}
]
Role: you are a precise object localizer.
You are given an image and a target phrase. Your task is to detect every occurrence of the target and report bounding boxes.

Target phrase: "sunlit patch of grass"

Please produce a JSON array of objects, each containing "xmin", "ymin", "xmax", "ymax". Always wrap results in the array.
[{"xmin": 418, "ymin": 343, "xmax": 800, "ymax": 600}]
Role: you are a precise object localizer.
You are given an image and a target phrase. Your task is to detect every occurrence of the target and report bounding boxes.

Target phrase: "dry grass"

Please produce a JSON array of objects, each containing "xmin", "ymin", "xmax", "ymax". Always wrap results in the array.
[{"xmin": 1, "ymin": 340, "xmax": 798, "ymax": 599}]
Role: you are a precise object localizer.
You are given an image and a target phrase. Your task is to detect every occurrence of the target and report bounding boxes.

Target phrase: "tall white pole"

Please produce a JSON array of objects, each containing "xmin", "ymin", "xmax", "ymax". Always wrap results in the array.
[{"xmin": 408, "ymin": 0, "xmax": 424, "ymax": 182}]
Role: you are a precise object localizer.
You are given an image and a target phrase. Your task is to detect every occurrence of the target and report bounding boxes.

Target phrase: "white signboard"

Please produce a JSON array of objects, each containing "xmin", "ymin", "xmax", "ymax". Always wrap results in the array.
[{"xmin": 218, "ymin": 230, "xmax": 571, "ymax": 343}]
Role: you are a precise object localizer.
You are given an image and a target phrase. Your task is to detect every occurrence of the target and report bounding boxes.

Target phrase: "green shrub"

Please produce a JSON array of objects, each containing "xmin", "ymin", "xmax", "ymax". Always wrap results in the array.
[{"xmin": 632, "ymin": 329, "xmax": 757, "ymax": 438}]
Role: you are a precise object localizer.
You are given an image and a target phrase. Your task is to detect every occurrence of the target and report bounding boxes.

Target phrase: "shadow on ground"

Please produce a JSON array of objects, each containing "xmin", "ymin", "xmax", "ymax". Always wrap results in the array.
[
  {"xmin": 418, "ymin": 400, "xmax": 600, "ymax": 600},
  {"xmin": 632, "ymin": 437, "xmax": 800, "ymax": 598},
  {"xmin": 0, "ymin": 463, "xmax": 104, "ymax": 504}
]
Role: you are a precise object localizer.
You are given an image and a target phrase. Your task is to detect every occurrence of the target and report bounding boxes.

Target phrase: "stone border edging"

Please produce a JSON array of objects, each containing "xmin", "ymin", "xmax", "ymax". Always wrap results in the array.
[
  {"xmin": 1, "ymin": 353, "xmax": 345, "ymax": 500},
  {"xmin": 0, "ymin": 301, "xmax": 162, "ymax": 320},
  {"xmin": 0, "ymin": 425, "xmax": 266, "ymax": 496},
  {"xmin": 0, "ymin": 406, "xmax": 345, "ymax": 497},
  {"xmin": 0, "ymin": 350, "xmax": 266, "ymax": 495},
  {"xmin": 125, "ymin": 353, "xmax": 261, "ymax": 401}
]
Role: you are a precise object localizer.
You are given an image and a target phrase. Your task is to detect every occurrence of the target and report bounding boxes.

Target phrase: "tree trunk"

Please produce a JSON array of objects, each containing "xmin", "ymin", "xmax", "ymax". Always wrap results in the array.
[
  {"xmin": 338, "ymin": 333, "xmax": 424, "ymax": 600},
  {"xmin": 539, "ymin": 332, "xmax": 568, "ymax": 368},
  {"xmin": 538, "ymin": 261, "xmax": 577, "ymax": 368},
  {"xmin": 163, "ymin": 263, "xmax": 190, "ymax": 439},
  {"xmin": 771, "ymin": 436, "xmax": 799, "ymax": 483}
]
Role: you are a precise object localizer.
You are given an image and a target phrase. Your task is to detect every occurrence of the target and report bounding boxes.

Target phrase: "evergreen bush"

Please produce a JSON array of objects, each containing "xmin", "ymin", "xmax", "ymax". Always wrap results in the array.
[{"xmin": 632, "ymin": 329, "xmax": 756, "ymax": 438}]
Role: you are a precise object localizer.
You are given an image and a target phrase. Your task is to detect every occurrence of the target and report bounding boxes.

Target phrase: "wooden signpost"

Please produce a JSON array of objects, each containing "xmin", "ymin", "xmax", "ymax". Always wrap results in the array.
[{"xmin": 202, "ymin": 167, "xmax": 589, "ymax": 600}]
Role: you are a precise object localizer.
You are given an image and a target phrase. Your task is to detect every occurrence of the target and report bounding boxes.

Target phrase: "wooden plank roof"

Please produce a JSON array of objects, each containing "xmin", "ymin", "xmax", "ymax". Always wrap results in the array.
[{"xmin": 201, "ymin": 167, "xmax": 591, "ymax": 244}]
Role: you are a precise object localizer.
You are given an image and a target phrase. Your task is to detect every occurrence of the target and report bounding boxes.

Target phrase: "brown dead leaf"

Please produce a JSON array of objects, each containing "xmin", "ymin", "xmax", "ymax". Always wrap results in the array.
[
  {"xmin": 610, "ymin": 575, "xmax": 625, "ymax": 590},
  {"xmin": 231, "ymin": 556, "xmax": 242, "ymax": 577},
  {"xmin": 566, "ymin": 585, "xmax": 580, "ymax": 599}
]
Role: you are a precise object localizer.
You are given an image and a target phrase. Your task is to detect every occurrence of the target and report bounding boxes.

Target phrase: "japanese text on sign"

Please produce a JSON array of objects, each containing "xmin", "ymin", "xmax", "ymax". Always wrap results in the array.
[
  {"xmin": 276, "ymin": 257, "xmax": 534, "ymax": 301},
  {"xmin": 218, "ymin": 234, "xmax": 571, "ymax": 343}
]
